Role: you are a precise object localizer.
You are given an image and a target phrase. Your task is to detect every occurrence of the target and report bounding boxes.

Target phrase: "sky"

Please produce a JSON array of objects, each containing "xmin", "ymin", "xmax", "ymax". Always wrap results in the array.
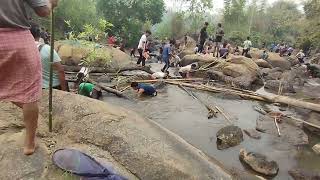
[{"xmin": 164, "ymin": 0, "xmax": 305, "ymax": 11}]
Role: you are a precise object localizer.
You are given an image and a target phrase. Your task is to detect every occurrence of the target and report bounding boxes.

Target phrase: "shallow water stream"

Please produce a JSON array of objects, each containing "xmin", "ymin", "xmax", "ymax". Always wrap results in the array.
[{"xmin": 103, "ymin": 63, "xmax": 320, "ymax": 179}]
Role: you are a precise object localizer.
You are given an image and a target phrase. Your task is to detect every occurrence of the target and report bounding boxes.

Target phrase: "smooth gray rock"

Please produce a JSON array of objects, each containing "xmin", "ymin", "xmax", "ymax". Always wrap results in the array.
[{"xmin": 244, "ymin": 129, "xmax": 261, "ymax": 139}]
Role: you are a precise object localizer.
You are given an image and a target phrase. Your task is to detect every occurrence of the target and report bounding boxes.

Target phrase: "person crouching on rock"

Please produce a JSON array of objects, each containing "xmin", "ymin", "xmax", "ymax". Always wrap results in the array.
[
  {"xmin": 78, "ymin": 83, "xmax": 102, "ymax": 100},
  {"xmin": 131, "ymin": 82, "xmax": 157, "ymax": 97},
  {"xmin": 179, "ymin": 64, "xmax": 197, "ymax": 78}
]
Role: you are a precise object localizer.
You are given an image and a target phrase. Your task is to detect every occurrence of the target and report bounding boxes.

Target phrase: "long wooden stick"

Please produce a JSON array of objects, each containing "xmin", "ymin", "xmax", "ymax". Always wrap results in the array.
[
  {"xmin": 215, "ymin": 106, "xmax": 232, "ymax": 124},
  {"xmin": 87, "ymin": 79, "xmax": 124, "ymax": 97},
  {"xmin": 274, "ymin": 117, "xmax": 281, "ymax": 137},
  {"xmin": 162, "ymin": 81, "xmax": 320, "ymax": 113},
  {"xmin": 133, "ymin": 78, "xmax": 204, "ymax": 83},
  {"xmin": 285, "ymin": 115, "xmax": 320, "ymax": 130},
  {"xmin": 48, "ymin": 9, "xmax": 55, "ymax": 132},
  {"xmin": 178, "ymin": 85, "xmax": 218, "ymax": 118}
]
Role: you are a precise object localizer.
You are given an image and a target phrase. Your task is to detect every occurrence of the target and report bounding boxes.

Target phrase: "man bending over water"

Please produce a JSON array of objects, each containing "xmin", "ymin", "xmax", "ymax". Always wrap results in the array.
[{"xmin": 131, "ymin": 82, "xmax": 157, "ymax": 97}]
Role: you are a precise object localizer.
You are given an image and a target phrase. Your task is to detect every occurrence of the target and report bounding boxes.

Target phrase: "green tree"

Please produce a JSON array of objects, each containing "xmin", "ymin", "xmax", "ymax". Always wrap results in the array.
[{"xmin": 97, "ymin": 0, "xmax": 165, "ymax": 46}]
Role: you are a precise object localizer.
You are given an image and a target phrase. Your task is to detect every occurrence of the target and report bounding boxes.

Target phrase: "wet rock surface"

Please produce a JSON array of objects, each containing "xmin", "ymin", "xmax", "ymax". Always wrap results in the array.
[
  {"xmin": 304, "ymin": 112, "xmax": 320, "ymax": 135},
  {"xmin": 243, "ymin": 129, "xmax": 261, "ymax": 139},
  {"xmin": 216, "ymin": 125, "xmax": 244, "ymax": 150},
  {"xmin": 265, "ymin": 80, "xmax": 295, "ymax": 93},
  {"xmin": 256, "ymin": 115, "xmax": 309, "ymax": 146},
  {"xmin": 289, "ymin": 169, "xmax": 320, "ymax": 180},
  {"xmin": 239, "ymin": 149, "xmax": 279, "ymax": 176}
]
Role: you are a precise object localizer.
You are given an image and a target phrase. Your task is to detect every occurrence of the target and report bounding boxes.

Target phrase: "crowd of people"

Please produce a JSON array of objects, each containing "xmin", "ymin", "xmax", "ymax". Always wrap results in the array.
[{"xmin": 1, "ymin": 0, "xmax": 319, "ymax": 157}]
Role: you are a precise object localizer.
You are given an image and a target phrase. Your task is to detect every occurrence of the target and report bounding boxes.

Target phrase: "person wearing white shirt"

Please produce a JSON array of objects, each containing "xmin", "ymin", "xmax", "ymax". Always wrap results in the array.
[
  {"xmin": 242, "ymin": 36, "xmax": 252, "ymax": 57},
  {"xmin": 137, "ymin": 30, "xmax": 152, "ymax": 67},
  {"xmin": 179, "ymin": 64, "xmax": 197, "ymax": 78}
]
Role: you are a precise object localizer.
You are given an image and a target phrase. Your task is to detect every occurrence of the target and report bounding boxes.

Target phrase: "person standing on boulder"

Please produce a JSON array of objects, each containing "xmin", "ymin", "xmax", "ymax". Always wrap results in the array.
[
  {"xmin": 198, "ymin": 22, "xmax": 209, "ymax": 53},
  {"xmin": 214, "ymin": 23, "xmax": 225, "ymax": 57},
  {"xmin": 0, "ymin": 0, "xmax": 58, "ymax": 155},
  {"xmin": 137, "ymin": 30, "xmax": 152, "ymax": 67},
  {"xmin": 242, "ymin": 36, "xmax": 252, "ymax": 57}
]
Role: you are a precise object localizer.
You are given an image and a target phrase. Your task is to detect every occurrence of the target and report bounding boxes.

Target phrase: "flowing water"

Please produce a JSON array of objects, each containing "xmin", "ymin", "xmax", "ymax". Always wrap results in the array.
[{"xmin": 103, "ymin": 63, "xmax": 320, "ymax": 179}]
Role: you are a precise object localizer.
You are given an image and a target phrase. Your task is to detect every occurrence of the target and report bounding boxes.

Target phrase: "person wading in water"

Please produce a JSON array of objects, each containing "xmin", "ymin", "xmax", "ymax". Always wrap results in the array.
[{"xmin": 0, "ymin": 0, "xmax": 58, "ymax": 155}]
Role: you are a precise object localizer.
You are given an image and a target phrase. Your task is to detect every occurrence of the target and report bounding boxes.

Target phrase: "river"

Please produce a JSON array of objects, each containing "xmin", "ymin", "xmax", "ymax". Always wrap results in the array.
[{"xmin": 103, "ymin": 63, "xmax": 320, "ymax": 179}]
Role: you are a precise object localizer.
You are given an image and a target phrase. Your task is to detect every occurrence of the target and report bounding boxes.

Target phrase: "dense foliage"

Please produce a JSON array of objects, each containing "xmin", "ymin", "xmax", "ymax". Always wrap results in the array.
[
  {"xmin": 32, "ymin": 0, "xmax": 319, "ymax": 51},
  {"xmin": 96, "ymin": 0, "xmax": 165, "ymax": 46}
]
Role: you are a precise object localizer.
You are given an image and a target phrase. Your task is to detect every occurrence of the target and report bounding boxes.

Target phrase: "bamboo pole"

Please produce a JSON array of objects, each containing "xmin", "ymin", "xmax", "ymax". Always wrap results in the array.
[
  {"xmin": 160, "ymin": 81, "xmax": 320, "ymax": 113},
  {"xmin": 87, "ymin": 78, "xmax": 124, "ymax": 97},
  {"xmin": 48, "ymin": 9, "xmax": 54, "ymax": 132},
  {"xmin": 285, "ymin": 115, "xmax": 320, "ymax": 130},
  {"xmin": 133, "ymin": 78, "xmax": 204, "ymax": 83}
]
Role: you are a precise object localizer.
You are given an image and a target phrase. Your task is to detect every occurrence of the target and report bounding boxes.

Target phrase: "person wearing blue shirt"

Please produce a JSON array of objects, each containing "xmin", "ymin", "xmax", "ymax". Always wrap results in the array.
[
  {"xmin": 131, "ymin": 82, "xmax": 157, "ymax": 97},
  {"xmin": 161, "ymin": 39, "xmax": 175, "ymax": 72}
]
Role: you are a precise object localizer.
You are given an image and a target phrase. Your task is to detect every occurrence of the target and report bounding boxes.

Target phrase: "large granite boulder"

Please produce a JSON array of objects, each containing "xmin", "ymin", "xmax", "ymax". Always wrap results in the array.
[
  {"xmin": 254, "ymin": 59, "xmax": 272, "ymax": 68},
  {"xmin": 208, "ymin": 55, "xmax": 261, "ymax": 89},
  {"xmin": 268, "ymin": 53, "xmax": 292, "ymax": 70},
  {"xmin": 180, "ymin": 54, "xmax": 217, "ymax": 67},
  {"xmin": 0, "ymin": 91, "xmax": 231, "ymax": 180},
  {"xmin": 239, "ymin": 149, "xmax": 279, "ymax": 176},
  {"xmin": 55, "ymin": 40, "xmax": 132, "ymax": 69}
]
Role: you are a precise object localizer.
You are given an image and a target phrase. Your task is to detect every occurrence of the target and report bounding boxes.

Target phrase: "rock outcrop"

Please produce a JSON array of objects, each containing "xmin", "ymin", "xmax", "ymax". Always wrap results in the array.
[
  {"xmin": 180, "ymin": 54, "xmax": 217, "ymax": 67},
  {"xmin": 208, "ymin": 55, "xmax": 261, "ymax": 89},
  {"xmin": 0, "ymin": 91, "xmax": 231, "ymax": 180},
  {"xmin": 55, "ymin": 40, "xmax": 132, "ymax": 69}
]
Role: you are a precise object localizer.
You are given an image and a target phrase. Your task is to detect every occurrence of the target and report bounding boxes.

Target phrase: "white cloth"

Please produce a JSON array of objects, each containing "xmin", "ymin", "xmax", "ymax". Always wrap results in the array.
[
  {"xmin": 296, "ymin": 52, "xmax": 305, "ymax": 59},
  {"xmin": 179, "ymin": 65, "xmax": 192, "ymax": 73},
  {"xmin": 243, "ymin": 40, "xmax": 252, "ymax": 50},
  {"xmin": 138, "ymin": 34, "xmax": 147, "ymax": 49},
  {"xmin": 152, "ymin": 72, "xmax": 166, "ymax": 79}
]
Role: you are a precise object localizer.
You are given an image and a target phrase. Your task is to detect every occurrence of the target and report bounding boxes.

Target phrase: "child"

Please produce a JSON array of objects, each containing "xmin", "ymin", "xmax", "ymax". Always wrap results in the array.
[{"xmin": 131, "ymin": 82, "xmax": 157, "ymax": 97}]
